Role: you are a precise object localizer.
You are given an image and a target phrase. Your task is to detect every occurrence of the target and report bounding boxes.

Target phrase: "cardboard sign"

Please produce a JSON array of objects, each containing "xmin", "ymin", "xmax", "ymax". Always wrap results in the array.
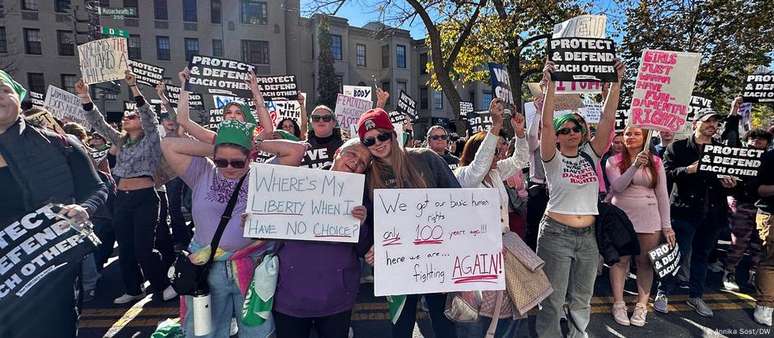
[
  {"xmin": 128, "ymin": 59, "xmax": 165, "ymax": 87},
  {"xmin": 552, "ymin": 15, "xmax": 607, "ymax": 39},
  {"xmin": 548, "ymin": 38, "xmax": 616, "ymax": 82},
  {"xmin": 488, "ymin": 63, "xmax": 514, "ymax": 106},
  {"xmin": 166, "ymin": 84, "xmax": 204, "ymax": 108},
  {"xmin": 204, "ymin": 109, "xmax": 224, "ymax": 130},
  {"xmin": 244, "ymin": 164, "xmax": 365, "ymax": 243},
  {"xmin": 527, "ymin": 83, "xmax": 583, "ymax": 111},
  {"xmin": 389, "ymin": 111, "xmax": 406, "ymax": 124},
  {"xmin": 467, "ymin": 111, "xmax": 493, "ymax": 135},
  {"xmin": 43, "ymin": 85, "xmax": 90, "ymax": 128},
  {"xmin": 648, "ymin": 243, "xmax": 681, "ymax": 279},
  {"xmin": 579, "ymin": 94, "xmax": 602, "ymax": 123},
  {"xmin": 77, "ymin": 38, "xmax": 128, "ymax": 85},
  {"xmin": 699, "ymin": 144, "xmax": 764, "ymax": 177},
  {"xmin": 628, "ymin": 49, "xmax": 701, "ymax": 132},
  {"xmin": 188, "ymin": 55, "xmax": 255, "ymax": 97},
  {"xmin": 742, "ymin": 74, "xmax": 774, "ymax": 103},
  {"xmin": 397, "ymin": 91, "xmax": 418, "ymax": 121},
  {"xmin": 555, "ymin": 80, "xmax": 603, "ymax": 94},
  {"xmin": 334, "ymin": 94, "xmax": 371, "ymax": 129},
  {"xmin": 615, "ymin": 109, "xmax": 629, "ymax": 132},
  {"xmin": 373, "ymin": 188, "xmax": 505, "ymax": 296},
  {"xmin": 25, "ymin": 110, "xmax": 66, "ymax": 135},
  {"xmin": 343, "ymin": 85, "xmax": 372, "ymax": 102},
  {"xmin": 460, "ymin": 101, "xmax": 474, "ymax": 117}
]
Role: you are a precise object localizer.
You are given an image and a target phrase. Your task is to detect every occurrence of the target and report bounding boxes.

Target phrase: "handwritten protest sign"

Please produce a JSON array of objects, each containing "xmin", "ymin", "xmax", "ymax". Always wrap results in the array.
[
  {"xmin": 579, "ymin": 94, "xmax": 602, "ymax": 123},
  {"xmin": 268, "ymin": 100, "xmax": 302, "ymax": 125},
  {"xmin": 25, "ymin": 110, "xmax": 66, "ymax": 134},
  {"xmin": 128, "ymin": 59, "xmax": 165, "ymax": 87},
  {"xmin": 373, "ymin": 188, "xmax": 505, "ymax": 296},
  {"xmin": 77, "ymin": 38, "xmax": 128, "ymax": 85},
  {"xmin": 343, "ymin": 85, "xmax": 372, "ymax": 102},
  {"xmin": 699, "ymin": 144, "xmax": 764, "ymax": 178},
  {"xmin": 389, "ymin": 111, "xmax": 406, "ymax": 124},
  {"xmin": 165, "ymin": 84, "xmax": 204, "ymax": 108},
  {"xmin": 527, "ymin": 83, "xmax": 583, "ymax": 111},
  {"xmin": 489, "ymin": 63, "xmax": 514, "ymax": 106},
  {"xmin": 467, "ymin": 111, "xmax": 493, "ymax": 135},
  {"xmin": 552, "ymin": 15, "xmax": 607, "ymax": 39},
  {"xmin": 555, "ymin": 80, "xmax": 603, "ymax": 94},
  {"xmin": 648, "ymin": 243, "xmax": 681, "ymax": 279},
  {"xmin": 244, "ymin": 164, "xmax": 365, "ymax": 243},
  {"xmin": 548, "ymin": 38, "xmax": 616, "ymax": 82},
  {"xmin": 397, "ymin": 91, "xmax": 418, "ymax": 121},
  {"xmin": 742, "ymin": 73, "xmax": 774, "ymax": 103},
  {"xmin": 459, "ymin": 101, "xmax": 474, "ymax": 117},
  {"xmin": 628, "ymin": 49, "xmax": 701, "ymax": 132},
  {"xmin": 43, "ymin": 85, "xmax": 90, "ymax": 128},
  {"xmin": 335, "ymin": 94, "xmax": 371, "ymax": 129},
  {"xmin": 673, "ymin": 95, "xmax": 714, "ymax": 139}
]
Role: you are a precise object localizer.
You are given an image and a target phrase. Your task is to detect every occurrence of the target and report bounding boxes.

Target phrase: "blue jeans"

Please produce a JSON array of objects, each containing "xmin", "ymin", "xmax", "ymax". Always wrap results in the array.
[
  {"xmin": 456, "ymin": 316, "xmax": 523, "ymax": 338},
  {"xmin": 81, "ymin": 253, "xmax": 100, "ymax": 292},
  {"xmin": 184, "ymin": 260, "xmax": 274, "ymax": 338},
  {"xmin": 657, "ymin": 218, "xmax": 722, "ymax": 298}
]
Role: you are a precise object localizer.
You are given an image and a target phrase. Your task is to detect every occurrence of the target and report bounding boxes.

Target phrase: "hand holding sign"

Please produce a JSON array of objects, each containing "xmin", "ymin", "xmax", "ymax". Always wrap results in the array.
[
  {"xmin": 74, "ymin": 79, "xmax": 91, "ymax": 103},
  {"xmin": 489, "ymin": 98, "xmax": 505, "ymax": 130},
  {"xmin": 245, "ymin": 70, "xmax": 266, "ymax": 105},
  {"xmin": 511, "ymin": 112, "xmax": 526, "ymax": 137}
]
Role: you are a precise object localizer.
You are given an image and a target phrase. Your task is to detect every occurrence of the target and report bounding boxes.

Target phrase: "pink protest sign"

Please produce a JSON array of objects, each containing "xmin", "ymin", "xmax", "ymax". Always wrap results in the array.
[{"xmin": 628, "ymin": 49, "xmax": 701, "ymax": 132}]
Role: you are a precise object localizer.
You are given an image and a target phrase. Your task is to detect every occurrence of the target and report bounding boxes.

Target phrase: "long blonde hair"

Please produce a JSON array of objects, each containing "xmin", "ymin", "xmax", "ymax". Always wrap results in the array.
[{"xmin": 367, "ymin": 129, "xmax": 427, "ymax": 196}]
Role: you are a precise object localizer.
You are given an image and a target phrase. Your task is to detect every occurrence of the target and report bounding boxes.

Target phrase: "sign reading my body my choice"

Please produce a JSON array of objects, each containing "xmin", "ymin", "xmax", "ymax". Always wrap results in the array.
[
  {"xmin": 244, "ymin": 164, "xmax": 365, "ymax": 243},
  {"xmin": 373, "ymin": 188, "xmax": 505, "ymax": 296},
  {"xmin": 547, "ymin": 38, "xmax": 617, "ymax": 82},
  {"xmin": 188, "ymin": 55, "xmax": 298, "ymax": 100}
]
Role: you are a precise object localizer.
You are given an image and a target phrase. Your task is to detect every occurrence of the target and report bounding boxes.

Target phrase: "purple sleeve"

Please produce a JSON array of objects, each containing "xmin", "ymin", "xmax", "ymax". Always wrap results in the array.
[
  {"xmin": 181, "ymin": 156, "xmax": 212, "ymax": 189},
  {"xmin": 654, "ymin": 157, "xmax": 671, "ymax": 229}
]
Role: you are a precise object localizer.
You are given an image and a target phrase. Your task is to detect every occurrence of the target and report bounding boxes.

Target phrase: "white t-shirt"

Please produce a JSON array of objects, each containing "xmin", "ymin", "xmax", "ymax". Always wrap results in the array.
[{"xmin": 543, "ymin": 143, "xmax": 600, "ymax": 215}]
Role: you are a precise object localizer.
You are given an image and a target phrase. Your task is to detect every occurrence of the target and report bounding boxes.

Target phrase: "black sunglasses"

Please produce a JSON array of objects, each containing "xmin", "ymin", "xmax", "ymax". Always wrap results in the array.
[
  {"xmin": 429, "ymin": 134, "xmax": 449, "ymax": 141},
  {"xmin": 557, "ymin": 125, "xmax": 583, "ymax": 135},
  {"xmin": 362, "ymin": 132, "xmax": 393, "ymax": 147},
  {"xmin": 311, "ymin": 115, "xmax": 334, "ymax": 122},
  {"xmin": 213, "ymin": 158, "xmax": 247, "ymax": 169}
]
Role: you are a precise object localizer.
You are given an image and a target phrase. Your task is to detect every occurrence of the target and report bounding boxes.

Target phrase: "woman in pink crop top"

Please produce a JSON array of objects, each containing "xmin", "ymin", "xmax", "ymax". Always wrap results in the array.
[{"xmin": 604, "ymin": 126, "xmax": 676, "ymax": 327}]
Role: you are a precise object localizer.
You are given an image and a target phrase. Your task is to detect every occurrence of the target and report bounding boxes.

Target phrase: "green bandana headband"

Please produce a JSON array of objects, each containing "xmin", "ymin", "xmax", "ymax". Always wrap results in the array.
[
  {"xmin": 553, "ymin": 113, "xmax": 587, "ymax": 141},
  {"xmin": 215, "ymin": 120, "xmax": 255, "ymax": 150},
  {"xmin": 223, "ymin": 102, "xmax": 257, "ymax": 125},
  {"xmin": 0, "ymin": 70, "xmax": 27, "ymax": 102}
]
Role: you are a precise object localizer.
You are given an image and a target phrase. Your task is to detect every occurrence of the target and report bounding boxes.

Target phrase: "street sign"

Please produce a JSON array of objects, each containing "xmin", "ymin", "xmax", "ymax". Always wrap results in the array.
[
  {"xmin": 100, "ymin": 26, "xmax": 128, "ymax": 38},
  {"xmin": 98, "ymin": 7, "xmax": 136, "ymax": 18}
]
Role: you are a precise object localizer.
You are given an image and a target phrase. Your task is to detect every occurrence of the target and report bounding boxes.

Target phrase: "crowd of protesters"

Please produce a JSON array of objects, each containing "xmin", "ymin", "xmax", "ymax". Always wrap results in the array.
[{"xmin": 1, "ymin": 50, "xmax": 773, "ymax": 338}]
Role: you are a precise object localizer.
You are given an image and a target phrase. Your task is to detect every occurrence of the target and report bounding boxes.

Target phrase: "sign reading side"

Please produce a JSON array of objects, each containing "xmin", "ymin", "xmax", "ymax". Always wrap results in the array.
[
  {"xmin": 373, "ymin": 188, "xmax": 505, "ymax": 296},
  {"xmin": 244, "ymin": 164, "xmax": 365, "ymax": 243}
]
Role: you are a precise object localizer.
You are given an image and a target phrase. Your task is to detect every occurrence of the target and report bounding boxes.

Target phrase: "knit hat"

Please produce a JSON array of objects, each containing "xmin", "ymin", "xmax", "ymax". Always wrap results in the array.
[
  {"xmin": 357, "ymin": 108, "xmax": 393, "ymax": 140},
  {"xmin": 223, "ymin": 101, "xmax": 257, "ymax": 125},
  {"xmin": 0, "ymin": 70, "xmax": 27, "ymax": 102},
  {"xmin": 215, "ymin": 120, "xmax": 255, "ymax": 150}
]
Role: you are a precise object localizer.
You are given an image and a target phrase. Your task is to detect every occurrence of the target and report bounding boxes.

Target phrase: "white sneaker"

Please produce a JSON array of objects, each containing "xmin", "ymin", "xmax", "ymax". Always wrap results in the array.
[
  {"xmin": 162, "ymin": 286, "xmax": 178, "ymax": 302},
  {"xmin": 722, "ymin": 271, "xmax": 740, "ymax": 292},
  {"xmin": 754, "ymin": 305, "xmax": 773, "ymax": 326},
  {"xmin": 230, "ymin": 318, "xmax": 238, "ymax": 335},
  {"xmin": 113, "ymin": 292, "xmax": 146, "ymax": 304}
]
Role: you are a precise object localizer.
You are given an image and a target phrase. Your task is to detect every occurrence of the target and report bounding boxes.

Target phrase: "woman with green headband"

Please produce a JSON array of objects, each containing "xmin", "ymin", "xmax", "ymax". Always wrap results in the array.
[{"xmin": 535, "ymin": 59, "xmax": 624, "ymax": 338}]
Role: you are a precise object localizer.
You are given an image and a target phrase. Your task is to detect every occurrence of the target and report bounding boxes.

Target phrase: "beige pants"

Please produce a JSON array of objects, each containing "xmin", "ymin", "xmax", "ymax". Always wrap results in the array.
[{"xmin": 756, "ymin": 210, "xmax": 774, "ymax": 307}]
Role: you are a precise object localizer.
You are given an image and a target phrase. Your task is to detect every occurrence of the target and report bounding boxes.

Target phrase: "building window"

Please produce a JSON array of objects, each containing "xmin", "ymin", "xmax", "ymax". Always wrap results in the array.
[
  {"xmin": 183, "ymin": 0, "xmax": 197, "ymax": 22},
  {"xmin": 56, "ymin": 30, "xmax": 74, "ymax": 56},
  {"xmin": 156, "ymin": 36, "xmax": 170, "ymax": 60},
  {"xmin": 396, "ymin": 45, "xmax": 406, "ymax": 69},
  {"xmin": 381, "ymin": 45, "xmax": 390, "ymax": 68},
  {"xmin": 99, "ymin": 0, "xmax": 109, "ymax": 7},
  {"xmin": 0, "ymin": 27, "xmax": 7, "ymax": 53},
  {"xmin": 185, "ymin": 38, "xmax": 199, "ymax": 62},
  {"xmin": 356, "ymin": 44, "xmax": 366, "ymax": 67},
  {"xmin": 27, "ymin": 73, "xmax": 45, "ymax": 93},
  {"xmin": 123, "ymin": 0, "xmax": 138, "ymax": 17},
  {"xmin": 330, "ymin": 34, "xmax": 342, "ymax": 61},
  {"xmin": 128, "ymin": 35, "xmax": 141, "ymax": 60},
  {"xmin": 482, "ymin": 92, "xmax": 493, "ymax": 110},
  {"xmin": 211, "ymin": 0, "xmax": 222, "ymax": 24},
  {"xmin": 154, "ymin": 0, "xmax": 168, "ymax": 20},
  {"xmin": 212, "ymin": 39, "xmax": 223, "ymax": 57},
  {"xmin": 24, "ymin": 28, "xmax": 42, "ymax": 55},
  {"xmin": 61, "ymin": 74, "xmax": 77, "ymax": 93},
  {"xmin": 241, "ymin": 40, "xmax": 269, "ymax": 64},
  {"xmin": 55, "ymin": 0, "xmax": 71, "ymax": 13},
  {"xmin": 432, "ymin": 91, "xmax": 444, "ymax": 110},
  {"xmin": 22, "ymin": 0, "xmax": 38, "ymax": 11},
  {"xmin": 420, "ymin": 87, "xmax": 429, "ymax": 110},
  {"xmin": 381, "ymin": 81, "xmax": 391, "ymax": 105},
  {"xmin": 419, "ymin": 53, "xmax": 428, "ymax": 74},
  {"xmin": 241, "ymin": 1, "xmax": 268, "ymax": 25}
]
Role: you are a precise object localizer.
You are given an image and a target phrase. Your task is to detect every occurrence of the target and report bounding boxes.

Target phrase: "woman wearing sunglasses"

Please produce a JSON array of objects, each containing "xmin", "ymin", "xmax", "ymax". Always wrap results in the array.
[
  {"xmin": 452, "ymin": 97, "xmax": 529, "ymax": 337},
  {"xmin": 357, "ymin": 108, "xmax": 461, "ymax": 338},
  {"xmin": 78, "ymin": 71, "xmax": 178, "ymax": 304},
  {"xmin": 303, "ymin": 105, "xmax": 344, "ymax": 169},
  {"xmin": 535, "ymin": 59, "xmax": 624, "ymax": 338}
]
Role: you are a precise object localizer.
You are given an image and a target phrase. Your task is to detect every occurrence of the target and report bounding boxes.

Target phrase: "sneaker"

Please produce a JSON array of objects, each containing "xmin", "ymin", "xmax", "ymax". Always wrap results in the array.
[
  {"xmin": 230, "ymin": 318, "xmax": 238, "ymax": 335},
  {"xmin": 687, "ymin": 297, "xmax": 714, "ymax": 317},
  {"xmin": 113, "ymin": 292, "xmax": 146, "ymax": 304},
  {"xmin": 630, "ymin": 303, "xmax": 647, "ymax": 327},
  {"xmin": 753, "ymin": 305, "xmax": 773, "ymax": 326},
  {"xmin": 162, "ymin": 285, "xmax": 178, "ymax": 302},
  {"xmin": 722, "ymin": 271, "xmax": 740, "ymax": 291},
  {"xmin": 83, "ymin": 289, "xmax": 96, "ymax": 303},
  {"xmin": 612, "ymin": 301, "xmax": 630, "ymax": 326},
  {"xmin": 654, "ymin": 292, "xmax": 669, "ymax": 314}
]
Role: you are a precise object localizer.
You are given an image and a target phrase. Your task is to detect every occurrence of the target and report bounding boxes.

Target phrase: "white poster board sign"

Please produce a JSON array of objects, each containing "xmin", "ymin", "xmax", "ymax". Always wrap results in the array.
[
  {"xmin": 43, "ymin": 85, "xmax": 90, "ymax": 128},
  {"xmin": 552, "ymin": 15, "xmax": 607, "ymax": 39},
  {"xmin": 343, "ymin": 85, "xmax": 373, "ymax": 102},
  {"xmin": 77, "ymin": 37, "xmax": 129, "ymax": 85},
  {"xmin": 244, "ymin": 164, "xmax": 365, "ymax": 243},
  {"xmin": 579, "ymin": 94, "xmax": 602, "ymax": 123},
  {"xmin": 373, "ymin": 188, "xmax": 505, "ymax": 296},
  {"xmin": 334, "ymin": 94, "xmax": 371, "ymax": 129}
]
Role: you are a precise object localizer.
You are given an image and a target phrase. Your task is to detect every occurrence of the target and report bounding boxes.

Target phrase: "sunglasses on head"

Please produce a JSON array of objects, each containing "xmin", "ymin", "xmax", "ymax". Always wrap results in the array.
[
  {"xmin": 362, "ymin": 132, "xmax": 393, "ymax": 147},
  {"xmin": 557, "ymin": 125, "xmax": 583, "ymax": 135},
  {"xmin": 311, "ymin": 115, "xmax": 334, "ymax": 122},
  {"xmin": 429, "ymin": 134, "xmax": 448, "ymax": 141},
  {"xmin": 213, "ymin": 158, "xmax": 247, "ymax": 169}
]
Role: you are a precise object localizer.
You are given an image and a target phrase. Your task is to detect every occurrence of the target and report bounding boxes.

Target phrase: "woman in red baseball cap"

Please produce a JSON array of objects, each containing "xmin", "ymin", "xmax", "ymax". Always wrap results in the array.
[{"xmin": 358, "ymin": 108, "xmax": 461, "ymax": 338}]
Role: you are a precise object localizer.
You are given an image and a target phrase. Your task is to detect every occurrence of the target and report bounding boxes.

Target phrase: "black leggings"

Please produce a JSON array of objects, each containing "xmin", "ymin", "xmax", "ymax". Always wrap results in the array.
[
  {"xmin": 273, "ymin": 310, "xmax": 352, "ymax": 338},
  {"xmin": 113, "ymin": 187, "xmax": 168, "ymax": 294},
  {"xmin": 393, "ymin": 293, "xmax": 456, "ymax": 338},
  {"xmin": 526, "ymin": 184, "xmax": 549, "ymax": 250}
]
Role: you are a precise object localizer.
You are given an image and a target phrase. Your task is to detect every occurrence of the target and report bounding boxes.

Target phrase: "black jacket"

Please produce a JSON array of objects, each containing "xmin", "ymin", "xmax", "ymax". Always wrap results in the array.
[
  {"xmin": 664, "ymin": 135, "xmax": 730, "ymax": 223},
  {"xmin": 596, "ymin": 202, "xmax": 640, "ymax": 265}
]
